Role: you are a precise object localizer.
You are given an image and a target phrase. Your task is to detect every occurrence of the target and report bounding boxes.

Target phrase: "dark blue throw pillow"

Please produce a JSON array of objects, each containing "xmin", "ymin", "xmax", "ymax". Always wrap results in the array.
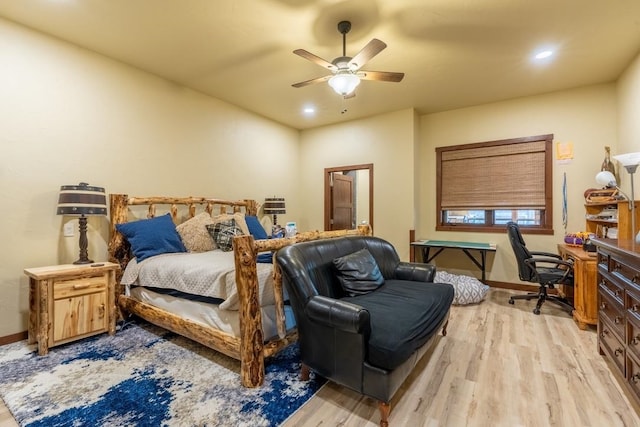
[
  {"xmin": 245, "ymin": 215, "xmax": 269, "ymax": 240},
  {"xmin": 115, "ymin": 213, "xmax": 187, "ymax": 262}
]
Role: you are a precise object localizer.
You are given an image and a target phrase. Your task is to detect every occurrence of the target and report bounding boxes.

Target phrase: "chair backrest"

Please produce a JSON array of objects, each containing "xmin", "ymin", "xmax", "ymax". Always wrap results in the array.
[{"xmin": 506, "ymin": 221, "xmax": 536, "ymax": 282}]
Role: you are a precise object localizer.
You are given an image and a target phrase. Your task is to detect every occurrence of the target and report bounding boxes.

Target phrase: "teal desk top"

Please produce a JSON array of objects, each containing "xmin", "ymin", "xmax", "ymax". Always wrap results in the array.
[{"xmin": 411, "ymin": 240, "xmax": 497, "ymax": 250}]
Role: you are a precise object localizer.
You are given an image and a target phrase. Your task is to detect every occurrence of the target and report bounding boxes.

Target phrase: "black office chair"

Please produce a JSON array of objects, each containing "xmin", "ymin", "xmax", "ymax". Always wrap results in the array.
[{"xmin": 506, "ymin": 221, "xmax": 574, "ymax": 315}]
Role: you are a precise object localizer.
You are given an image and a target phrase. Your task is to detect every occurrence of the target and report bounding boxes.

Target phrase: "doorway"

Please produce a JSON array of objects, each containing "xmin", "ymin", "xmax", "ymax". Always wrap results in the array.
[{"xmin": 324, "ymin": 163, "xmax": 373, "ymax": 231}]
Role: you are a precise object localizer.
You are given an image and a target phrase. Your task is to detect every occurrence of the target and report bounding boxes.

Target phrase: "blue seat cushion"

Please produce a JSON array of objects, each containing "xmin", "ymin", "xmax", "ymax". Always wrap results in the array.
[{"xmin": 342, "ymin": 280, "xmax": 454, "ymax": 370}]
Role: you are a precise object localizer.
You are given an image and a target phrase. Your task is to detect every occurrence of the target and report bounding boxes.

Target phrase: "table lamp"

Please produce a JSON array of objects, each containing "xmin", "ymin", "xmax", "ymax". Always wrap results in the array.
[
  {"xmin": 57, "ymin": 182, "xmax": 107, "ymax": 264},
  {"xmin": 263, "ymin": 197, "xmax": 286, "ymax": 225}
]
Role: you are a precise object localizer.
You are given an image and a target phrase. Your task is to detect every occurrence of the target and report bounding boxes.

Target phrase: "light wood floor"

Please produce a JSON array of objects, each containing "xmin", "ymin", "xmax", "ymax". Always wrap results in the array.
[{"xmin": 2, "ymin": 288, "xmax": 639, "ymax": 426}]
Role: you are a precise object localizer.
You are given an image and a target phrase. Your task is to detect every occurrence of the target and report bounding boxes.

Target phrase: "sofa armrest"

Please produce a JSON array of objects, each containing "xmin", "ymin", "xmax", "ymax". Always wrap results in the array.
[
  {"xmin": 305, "ymin": 295, "xmax": 370, "ymax": 334},
  {"xmin": 393, "ymin": 262, "xmax": 436, "ymax": 282}
]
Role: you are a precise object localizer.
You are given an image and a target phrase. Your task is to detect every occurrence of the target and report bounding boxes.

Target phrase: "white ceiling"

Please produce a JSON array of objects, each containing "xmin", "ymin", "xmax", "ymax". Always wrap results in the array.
[{"xmin": 1, "ymin": 0, "xmax": 640, "ymax": 130}]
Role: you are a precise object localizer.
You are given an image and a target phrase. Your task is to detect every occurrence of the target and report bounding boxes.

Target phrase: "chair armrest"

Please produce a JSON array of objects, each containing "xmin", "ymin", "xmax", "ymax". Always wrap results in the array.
[
  {"xmin": 393, "ymin": 262, "xmax": 437, "ymax": 282},
  {"xmin": 527, "ymin": 257, "xmax": 573, "ymax": 268},
  {"xmin": 305, "ymin": 295, "xmax": 370, "ymax": 334},
  {"xmin": 530, "ymin": 251, "xmax": 562, "ymax": 259}
]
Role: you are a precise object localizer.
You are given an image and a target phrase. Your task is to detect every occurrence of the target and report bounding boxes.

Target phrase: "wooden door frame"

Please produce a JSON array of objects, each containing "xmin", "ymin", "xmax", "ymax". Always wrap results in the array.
[{"xmin": 324, "ymin": 163, "xmax": 374, "ymax": 231}]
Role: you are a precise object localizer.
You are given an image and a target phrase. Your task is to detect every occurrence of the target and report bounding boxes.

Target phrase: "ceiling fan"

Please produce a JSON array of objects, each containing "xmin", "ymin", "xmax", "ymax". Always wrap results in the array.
[{"xmin": 292, "ymin": 21, "xmax": 404, "ymax": 98}]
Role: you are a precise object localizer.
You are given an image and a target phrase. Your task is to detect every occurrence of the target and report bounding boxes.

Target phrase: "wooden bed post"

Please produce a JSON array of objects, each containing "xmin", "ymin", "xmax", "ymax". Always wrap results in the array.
[{"xmin": 233, "ymin": 234, "xmax": 265, "ymax": 388}]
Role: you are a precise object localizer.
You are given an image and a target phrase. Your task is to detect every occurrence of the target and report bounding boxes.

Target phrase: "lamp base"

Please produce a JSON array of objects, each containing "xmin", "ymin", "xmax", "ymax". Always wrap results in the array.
[{"xmin": 74, "ymin": 216, "xmax": 93, "ymax": 265}]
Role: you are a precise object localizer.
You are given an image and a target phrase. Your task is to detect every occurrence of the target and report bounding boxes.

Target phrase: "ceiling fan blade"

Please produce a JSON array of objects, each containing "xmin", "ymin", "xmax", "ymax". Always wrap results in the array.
[
  {"xmin": 357, "ymin": 70, "xmax": 404, "ymax": 82},
  {"xmin": 348, "ymin": 39, "xmax": 387, "ymax": 70},
  {"xmin": 343, "ymin": 91, "xmax": 356, "ymax": 100},
  {"xmin": 292, "ymin": 75, "xmax": 332, "ymax": 88},
  {"xmin": 293, "ymin": 49, "xmax": 336, "ymax": 71}
]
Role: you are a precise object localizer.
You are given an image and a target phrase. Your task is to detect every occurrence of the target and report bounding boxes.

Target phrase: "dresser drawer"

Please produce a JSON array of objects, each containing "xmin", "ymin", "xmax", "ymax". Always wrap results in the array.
[
  {"xmin": 627, "ymin": 353, "xmax": 640, "ymax": 398},
  {"xmin": 629, "ymin": 314, "xmax": 640, "ymax": 361},
  {"xmin": 611, "ymin": 255, "xmax": 640, "ymax": 286},
  {"xmin": 629, "ymin": 287, "xmax": 640, "ymax": 320},
  {"xmin": 599, "ymin": 317, "xmax": 626, "ymax": 375},
  {"xmin": 599, "ymin": 286, "xmax": 625, "ymax": 338},
  {"xmin": 53, "ymin": 275, "xmax": 107, "ymax": 299},
  {"xmin": 599, "ymin": 273, "xmax": 625, "ymax": 305}
]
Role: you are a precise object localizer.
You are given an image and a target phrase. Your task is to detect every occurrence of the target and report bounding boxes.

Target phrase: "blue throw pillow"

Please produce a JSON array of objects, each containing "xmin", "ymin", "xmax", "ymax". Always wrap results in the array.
[
  {"xmin": 245, "ymin": 215, "xmax": 269, "ymax": 240},
  {"xmin": 115, "ymin": 214, "xmax": 187, "ymax": 262}
]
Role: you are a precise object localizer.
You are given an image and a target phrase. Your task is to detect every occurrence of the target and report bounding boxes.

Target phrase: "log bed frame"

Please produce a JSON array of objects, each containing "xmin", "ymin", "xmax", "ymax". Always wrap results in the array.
[{"xmin": 108, "ymin": 194, "xmax": 371, "ymax": 388}]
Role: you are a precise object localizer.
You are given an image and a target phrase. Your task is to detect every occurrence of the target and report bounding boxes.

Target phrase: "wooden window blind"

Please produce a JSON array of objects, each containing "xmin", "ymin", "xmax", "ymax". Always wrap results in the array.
[{"xmin": 436, "ymin": 134, "xmax": 553, "ymax": 232}]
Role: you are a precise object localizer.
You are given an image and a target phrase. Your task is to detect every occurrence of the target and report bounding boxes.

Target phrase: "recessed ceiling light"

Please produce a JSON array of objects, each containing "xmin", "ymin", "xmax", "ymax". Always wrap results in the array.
[
  {"xmin": 303, "ymin": 107, "xmax": 315, "ymax": 115},
  {"xmin": 534, "ymin": 50, "xmax": 554, "ymax": 60}
]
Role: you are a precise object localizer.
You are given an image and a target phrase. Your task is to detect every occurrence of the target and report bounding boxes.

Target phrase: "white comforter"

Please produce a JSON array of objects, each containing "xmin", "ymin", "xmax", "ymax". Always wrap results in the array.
[{"xmin": 120, "ymin": 250, "xmax": 275, "ymax": 311}]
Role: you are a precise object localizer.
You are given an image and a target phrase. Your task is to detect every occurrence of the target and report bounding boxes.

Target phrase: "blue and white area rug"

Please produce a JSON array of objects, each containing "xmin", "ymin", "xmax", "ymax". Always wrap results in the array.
[{"xmin": 0, "ymin": 321, "xmax": 325, "ymax": 426}]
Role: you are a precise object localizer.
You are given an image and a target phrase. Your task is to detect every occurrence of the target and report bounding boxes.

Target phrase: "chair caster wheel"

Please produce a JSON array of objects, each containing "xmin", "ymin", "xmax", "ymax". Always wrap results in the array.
[
  {"xmin": 508, "ymin": 299, "xmax": 515, "ymax": 305},
  {"xmin": 533, "ymin": 308, "xmax": 541, "ymax": 315}
]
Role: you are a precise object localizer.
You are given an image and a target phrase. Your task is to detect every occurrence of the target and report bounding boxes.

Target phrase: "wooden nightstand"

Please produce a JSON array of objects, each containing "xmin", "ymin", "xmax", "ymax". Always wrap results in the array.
[{"xmin": 24, "ymin": 262, "xmax": 120, "ymax": 355}]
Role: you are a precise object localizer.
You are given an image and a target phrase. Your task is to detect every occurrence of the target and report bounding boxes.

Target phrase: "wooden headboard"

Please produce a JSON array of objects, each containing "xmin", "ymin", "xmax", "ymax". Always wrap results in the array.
[{"xmin": 107, "ymin": 194, "xmax": 258, "ymax": 272}]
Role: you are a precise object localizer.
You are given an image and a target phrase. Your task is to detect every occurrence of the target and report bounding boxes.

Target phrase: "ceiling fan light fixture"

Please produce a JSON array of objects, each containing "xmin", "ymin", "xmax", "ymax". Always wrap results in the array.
[{"xmin": 328, "ymin": 72, "xmax": 360, "ymax": 96}]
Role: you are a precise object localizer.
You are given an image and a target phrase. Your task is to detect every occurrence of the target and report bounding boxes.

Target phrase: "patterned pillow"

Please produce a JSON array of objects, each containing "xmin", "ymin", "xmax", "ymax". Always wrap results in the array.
[
  {"xmin": 434, "ymin": 271, "xmax": 489, "ymax": 305},
  {"xmin": 176, "ymin": 212, "xmax": 215, "ymax": 252},
  {"xmin": 206, "ymin": 219, "xmax": 244, "ymax": 251}
]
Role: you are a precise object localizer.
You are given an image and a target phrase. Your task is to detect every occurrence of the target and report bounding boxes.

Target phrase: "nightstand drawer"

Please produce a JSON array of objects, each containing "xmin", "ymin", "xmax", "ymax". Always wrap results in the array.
[{"xmin": 54, "ymin": 275, "xmax": 107, "ymax": 299}]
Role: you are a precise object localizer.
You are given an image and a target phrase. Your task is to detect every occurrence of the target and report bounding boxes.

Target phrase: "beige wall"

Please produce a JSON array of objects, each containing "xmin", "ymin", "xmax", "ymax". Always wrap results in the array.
[
  {"xmin": 617, "ymin": 51, "xmax": 640, "ymax": 185},
  {"xmin": 0, "ymin": 18, "xmax": 300, "ymax": 337},
  {"xmin": 299, "ymin": 108, "xmax": 417, "ymax": 260},
  {"xmin": 2, "ymin": 15, "xmax": 639, "ymax": 338},
  {"xmin": 418, "ymin": 84, "xmax": 618, "ymax": 283}
]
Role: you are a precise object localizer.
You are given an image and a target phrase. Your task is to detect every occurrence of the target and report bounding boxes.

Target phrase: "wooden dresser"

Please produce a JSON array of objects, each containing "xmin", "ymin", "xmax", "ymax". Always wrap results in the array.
[
  {"xmin": 557, "ymin": 244, "xmax": 598, "ymax": 329},
  {"xmin": 593, "ymin": 238, "xmax": 640, "ymax": 406}
]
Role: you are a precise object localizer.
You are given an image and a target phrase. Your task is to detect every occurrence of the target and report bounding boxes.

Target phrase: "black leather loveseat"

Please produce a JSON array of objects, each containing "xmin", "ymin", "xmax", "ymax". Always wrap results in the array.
[{"xmin": 276, "ymin": 235, "xmax": 454, "ymax": 426}]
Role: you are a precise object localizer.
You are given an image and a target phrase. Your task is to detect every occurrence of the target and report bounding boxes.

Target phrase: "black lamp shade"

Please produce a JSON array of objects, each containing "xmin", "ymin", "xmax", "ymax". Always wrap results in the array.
[
  {"xmin": 57, "ymin": 183, "xmax": 107, "ymax": 216},
  {"xmin": 263, "ymin": 197, "xmax": 286, "ymax": 215}
]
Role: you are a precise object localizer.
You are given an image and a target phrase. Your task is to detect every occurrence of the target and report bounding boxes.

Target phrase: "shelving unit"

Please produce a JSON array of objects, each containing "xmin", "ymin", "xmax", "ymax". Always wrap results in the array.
[{"xmin": 585, "ymin": 200, "xmax": 640, "ymax": 240}]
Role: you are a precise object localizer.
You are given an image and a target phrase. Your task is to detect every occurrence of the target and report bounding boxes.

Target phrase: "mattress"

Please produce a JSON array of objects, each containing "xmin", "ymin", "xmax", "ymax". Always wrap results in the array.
[{"xmin": 128, "ymin": 286, "xmax": 296, "ymax": 341}]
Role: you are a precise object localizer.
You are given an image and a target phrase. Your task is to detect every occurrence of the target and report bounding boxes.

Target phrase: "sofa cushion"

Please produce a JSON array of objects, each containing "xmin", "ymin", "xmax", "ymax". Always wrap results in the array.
[
  {"xmin": 343, "ymin": 280, "xmax": 454, "ymax": 370},
  {"xmin": 333, "ymin": 248, "xmax": 385, "ymax": 296}
]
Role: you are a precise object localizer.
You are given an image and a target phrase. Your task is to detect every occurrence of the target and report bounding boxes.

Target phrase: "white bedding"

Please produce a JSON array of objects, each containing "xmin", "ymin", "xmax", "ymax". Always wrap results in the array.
[
  {"xmin": 120, "ymin": 250, "xmax": 276, "ymax": 311},
  {"xmin": 128, "ymin": 286, "xmax": 295, "ymax": 340}
]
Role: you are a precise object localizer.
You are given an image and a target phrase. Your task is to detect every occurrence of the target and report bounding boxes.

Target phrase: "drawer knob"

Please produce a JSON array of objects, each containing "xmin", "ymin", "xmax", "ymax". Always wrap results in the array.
[
  {"xmin": 632, "ymin": 335, "xmax": 640, "ymax": 345},
  {"xmin": 615, "ymin": 289, "xmax": 621, "ymax": 297},
  {"xmin": 600, "ymin": 302, "xmax": 607, "ymax": 310},
  {"xmin": 633, "ymin": 374, "xmax": 640, "ymax": 384},
  {"xmin": 633, "ymin": 304, "xmax": 640, "ymax": 313},
  {"xmin": 72, "ymin": 283, "xmax": 91, "ymax": 290},
  {"xmin": 615, "ymin": 263, "xmax": 622, "ymax": 271},
  {"xmin": 614, "ymin": 316, "xmax": 622, "ymax": 324},
  {"xmin": 600, "ymin": 330, "xmax": 610, "ymax": 338},
  {"xmin": 614, "ymin": 348, "xmax": 624, "ymax": 357},
  {"xmin": 634, "ymin": 275, "xmax": 639, "ymax": 284}
]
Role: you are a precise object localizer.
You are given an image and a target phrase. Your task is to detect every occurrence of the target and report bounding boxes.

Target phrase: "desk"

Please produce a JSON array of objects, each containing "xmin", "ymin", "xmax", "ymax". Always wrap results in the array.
[
  {"xmin": 557, "ymin": 244, "xmax": 597, "ymax": 329},
  {"xmin": 411, "ymin": 240, "xmax": 496, "ymax": 282}
]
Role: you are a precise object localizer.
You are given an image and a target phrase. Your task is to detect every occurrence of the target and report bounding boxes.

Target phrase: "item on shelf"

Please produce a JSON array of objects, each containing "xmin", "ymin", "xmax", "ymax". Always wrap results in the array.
[
  {"xmin": 285, "ymin": 222, "xmax": 297, "ymax": 238},
  {"xmin": 271, "ymin": 224, "xmax": 285, "ymax": 239},
  {"xmin": 601, "ymin": 146, "xmax": 619, "ymax": 183},
  {"xmin": 584, "ymin": 188, "xmax": 620, "ymax": 203},
  {"xmin": 564, "ymin": 231, "xmax": 592, "ymax": 247}
]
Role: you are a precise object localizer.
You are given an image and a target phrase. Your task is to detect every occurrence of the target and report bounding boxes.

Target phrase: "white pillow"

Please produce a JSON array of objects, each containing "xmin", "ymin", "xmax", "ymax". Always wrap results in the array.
[{"xmin": 435, "ymin": 271, "xmax": 489, "ymax": 305}]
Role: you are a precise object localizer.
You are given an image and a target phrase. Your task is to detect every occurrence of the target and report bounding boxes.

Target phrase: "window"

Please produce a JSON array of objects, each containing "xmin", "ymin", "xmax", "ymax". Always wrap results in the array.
[{"xmin": 436, "ymin": 134, "xmax": 553, "ymax": 234}]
